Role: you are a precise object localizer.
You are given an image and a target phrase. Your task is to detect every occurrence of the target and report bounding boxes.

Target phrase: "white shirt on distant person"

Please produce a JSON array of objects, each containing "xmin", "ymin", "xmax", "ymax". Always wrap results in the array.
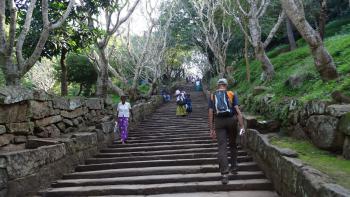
[{"xmin": 117, "ymin": 102, "xmax": 131, "ymax": 118}]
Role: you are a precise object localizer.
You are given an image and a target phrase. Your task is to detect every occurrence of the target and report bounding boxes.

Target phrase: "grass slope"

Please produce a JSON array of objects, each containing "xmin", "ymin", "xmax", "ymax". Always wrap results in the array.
[
  {"xmin": 231, "ymin": 18, "xmax": 350, "ymax": 103},
  {"xmin": 270, "ymin": 135, "xmax": 350, "ymax": 189}
]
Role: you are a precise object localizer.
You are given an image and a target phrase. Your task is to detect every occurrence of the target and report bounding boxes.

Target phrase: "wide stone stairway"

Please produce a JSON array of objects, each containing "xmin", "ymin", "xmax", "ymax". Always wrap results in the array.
[{"xmin": 41, "ymin": 86, "xmax": 278, "ymax": 197}]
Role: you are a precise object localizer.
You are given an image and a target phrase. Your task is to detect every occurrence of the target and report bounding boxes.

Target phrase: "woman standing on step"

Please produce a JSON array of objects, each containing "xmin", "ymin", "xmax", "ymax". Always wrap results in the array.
[
  {"xmin": 116, "ymin": 94, "xmax": 133, "ymax": 144},
  {"xmin": 175, "ymin": 90, "xmax": 187, "ymax": 117}
]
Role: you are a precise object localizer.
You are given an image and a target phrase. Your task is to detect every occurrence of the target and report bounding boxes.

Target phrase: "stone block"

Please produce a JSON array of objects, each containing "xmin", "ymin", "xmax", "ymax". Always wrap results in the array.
[
  {"xmin": 85, "ymin": 98, "xmax": 103, "ymax": 110},
  {"xmin": 297, "ymin": 166, "xmax": 331, "ymax": 197},
  {"xmin": 286, "ymin": 124, "xmax": 308, "ymax": 140},
  {"xmin": 303, "ymin": 101, "xmax": 328, "ymax": 117},
  {"xmin": 35, "ymin": 115, "xmax": 62, "ymax": 127},
  {"xmin": 61, "ymin": 108, "xmax": 85, "ymax": 119},
  {"xmin": 0, "ymin": 144, "xmax": 66, "ymax": 179},
  {"xmin": 53, "ymin": 97, "xmax": 83, "ymax": 111},
  {"xmin": 26, "ymin": 138, "xmax": 60, "ymax": 149},
  {"xmin": 320, "ymin": 183, "xmax": 350, "ymax": 197},
  {"xmin": 256, "ymin": 120, "xmax": 281, "ymax": 134},
  {"xmin": 339, "ymin": 112, "xmax": 350, "ymax": 136},
  {"xmin": 14, "ymin": 136, "xmax": 27, "ymax": 144},
  {"xmin": 0, "ymin": 102, "xmax": 29, "ymax": 124},
  {"xmin": 0, "ymin": 143, "xmax": 25, "ymax": 152},
  {"xmin": 327, "ymin": 104, "xmax": 350, "ymax": 117},
  {"xmin": 0, "ymin": 126, "xmax": 6, "ymax": 135},
  {"xmin": 63, "ymin": 119, "xmax": 74, "ymax": 127},
  {"xmin": 306, "ymin": 115, "xmax": 344, "ymax": 150},
  {"xmin": 56, "ymin": 122, "xmax": 66, "ymax": 132},
  {"xmin": 28, "ymin": 100, "xmax": 53, "ymax": 119},
  {"xmin": 0, "ymin": 134, "xmax": 14, "ymax": 146},
  {"xmin": 6, "ymin": 122, "xmax": 34, "ymax": 135},
  {"xmin": 34, "ymin": 125, "xmax": 61, "ymax": 138},
  {"xmin": 64, "ymin": 127, "xmax": 75, "ymax": 134},
  {"xmin": 343, "ymin": 136, "xmax": 350, "ymax": 160}
]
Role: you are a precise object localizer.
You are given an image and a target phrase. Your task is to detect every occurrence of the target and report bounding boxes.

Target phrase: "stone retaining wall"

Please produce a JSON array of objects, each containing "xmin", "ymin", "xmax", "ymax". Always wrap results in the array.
[
  {"xmin": 0, "ymin": 87, "xmax": 163, "ymax": 196},
  {"xmin": 242, "ymin": 129, "xmax": 350, "ymax": 197},
  {"xmin": 243, "ymin": 93, "xmax": 350, "ymax": 159}
]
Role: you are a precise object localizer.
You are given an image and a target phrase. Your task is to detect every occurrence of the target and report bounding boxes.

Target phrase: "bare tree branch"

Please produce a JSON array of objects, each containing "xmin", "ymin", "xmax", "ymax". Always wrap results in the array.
[
  {"xmin": 7, "ymin": 0, "xmax": 17, "ymax": 56},
  {"xmin": 16, "ymin": 0, "xmax": 38, "ymax": 66},
  {"xmin": 263, "ymin": 11, "xmax": 286, "ymax": 48},
  {"xmin": 51, "ymin": 0, "xmax": 75, "ymax": 29}
]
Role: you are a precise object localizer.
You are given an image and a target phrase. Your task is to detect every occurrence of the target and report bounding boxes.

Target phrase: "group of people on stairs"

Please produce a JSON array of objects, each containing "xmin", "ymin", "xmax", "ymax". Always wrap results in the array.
[
  {"xmin": 114, "ymin": 78, "xmax": 245, "ymax": 186},
  {"xmin": 175, "ymin": 89, "xmax": 192, "ymax": 116}
]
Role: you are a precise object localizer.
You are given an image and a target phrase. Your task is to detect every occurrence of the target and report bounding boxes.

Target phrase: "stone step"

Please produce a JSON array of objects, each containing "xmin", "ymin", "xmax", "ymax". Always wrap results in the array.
[
  {"xmin": 52, "ymin": 171, "xmax": 266, "ymax": 187},
  {"xmin": 63, "ymin": 164, "xmax": 259, "ymax": 179},
  {"xmin": 76, "ymin": 159, "xmax": 258, "ymax": 172},
  {"xmin": 128, "ymin": 129, "xmax": 209, "ymax": 136},
  {"xmin": 113, "ymin": 136, "xmax": 214, "ymax": 144},
  {"xmin": 88, "ymin": 191, "xmax": 279, "ymax": 197},
  {"xmin": 87, "ymin": 154, "xmax": 250, "ymax": 164},
  {"xmin": 125, "ymin": 133, "xmax": 212, "ymax": 140},
  {"xmin": 42, "ymin": 179, "xmax": 273, "ymax": 196},
  {"xmin": 96, "ymin": 149, "xmax": 248, "ymax": 158},
  {"xmin": 108, "ymin": 139, "xmax": 216, "ymax": 148},
  {"xmin": 100, "ymin": 143, "xmax": 219, "ymax": 153},
  {"xmin": 130, "ymin": 127, "xmax": 209, "ymax": 132}
]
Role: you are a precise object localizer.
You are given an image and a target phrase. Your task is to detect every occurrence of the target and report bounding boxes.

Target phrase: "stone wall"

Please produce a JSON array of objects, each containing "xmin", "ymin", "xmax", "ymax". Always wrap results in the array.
[
  {"xmin": 242, "ymin": 129, "xmax": 350, "ymax": 197},
  {"xmin": 0, "ymin": 87, "xmax": 163, "ymax": 196},
  {"xmin": 242, "ymin": 92, "xmax": 350, "ymax": 159}
]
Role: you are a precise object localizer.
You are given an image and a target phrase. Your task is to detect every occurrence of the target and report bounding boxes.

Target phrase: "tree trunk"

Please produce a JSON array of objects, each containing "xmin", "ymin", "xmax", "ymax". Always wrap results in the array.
[
  {"xmin": 148, "ymin": 78, "xmax": 157, "ymax": 97},
  {"xmin": 95, "ymin": 47, "xmax": 109, "ymax": 98},
  {"xmin": 107, "ymin": 80, "xmax": 124, "ymax": 96},
  {"xmin": 77, "ymin": 83, "xmax": 83, "ymax": 96},
  {"xmin": 4, "ymin": 60, "xmax": 21, "ymax": 86},
  {"xmin": 255, "ymin": 45, "xmax": 275, "ymax": 81},
  {"xmin": 60, "ymin": 47, "xmax": 68, "ymax": 96},
  {"xmin": 249, "ymin": 15, "xmax": 275, "ymax": 81},
  {"xmin": 318, "ymin": 0, "xmax": 327, "ymax": 40},
  {"xmin": 286, "ymin": 17, "xmax": 297, "ymax": 51},
  {"xmin": 280, "ymin": 0, "xmax": 338, "ymax": 81},
  {"xmin": 244, "ymin": 35, "xmax": 251, "ymax": 83}
]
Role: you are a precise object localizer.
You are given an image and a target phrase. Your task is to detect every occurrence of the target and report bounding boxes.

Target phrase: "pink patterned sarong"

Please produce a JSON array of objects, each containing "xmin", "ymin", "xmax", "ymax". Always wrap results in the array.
[{"xmin": 118, "ymin": 117, "xmax": 129, "ymax": 142}]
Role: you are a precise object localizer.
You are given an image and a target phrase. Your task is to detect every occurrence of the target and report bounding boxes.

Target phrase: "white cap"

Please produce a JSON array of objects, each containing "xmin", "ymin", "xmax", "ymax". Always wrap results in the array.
[
  {"xmin": 175, "ymin": 90, "xmax": 180, "ymax": 95},
  {"xmin": 217, "ymin": 78, "xmax": 228, "ymax": 85}
]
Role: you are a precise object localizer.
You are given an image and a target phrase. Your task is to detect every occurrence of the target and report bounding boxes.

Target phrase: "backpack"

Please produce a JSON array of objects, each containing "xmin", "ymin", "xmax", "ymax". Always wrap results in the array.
[{"xmin": 211, "ymin": 90, "xmax": 234, "ymax": 117}]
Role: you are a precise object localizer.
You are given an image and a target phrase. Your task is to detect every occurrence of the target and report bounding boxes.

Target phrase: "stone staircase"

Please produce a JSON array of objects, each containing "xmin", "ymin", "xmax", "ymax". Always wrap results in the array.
[{"xmin": 41, "ymin": 86, "xmax": 278, "ymax": 197}]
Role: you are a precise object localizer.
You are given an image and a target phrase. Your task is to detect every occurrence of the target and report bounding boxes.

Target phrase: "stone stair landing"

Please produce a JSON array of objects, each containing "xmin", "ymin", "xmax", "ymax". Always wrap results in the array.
[{"xmin": 41, "ymin": 85, "xmax": 278, "ymax": 197}]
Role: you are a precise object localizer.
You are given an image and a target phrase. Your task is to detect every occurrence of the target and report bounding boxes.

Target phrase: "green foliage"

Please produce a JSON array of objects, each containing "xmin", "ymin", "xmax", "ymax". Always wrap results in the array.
[
  {"xmin": 138, "ymin": 84, "xmax": 150, "ymax": 95},
  {"xmin": 270, "ymin": 135, "xmax": 350, "ymax": 189},
  {"xmin": 54, "ymin": 53, "xmax": 97, "ymax": 96}
]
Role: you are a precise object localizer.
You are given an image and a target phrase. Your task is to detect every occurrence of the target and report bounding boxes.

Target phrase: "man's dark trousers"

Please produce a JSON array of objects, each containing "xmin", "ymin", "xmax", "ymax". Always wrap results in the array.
[{"xmin": 215, "ymin": 116, "xmax": 238, "ymax": 175}]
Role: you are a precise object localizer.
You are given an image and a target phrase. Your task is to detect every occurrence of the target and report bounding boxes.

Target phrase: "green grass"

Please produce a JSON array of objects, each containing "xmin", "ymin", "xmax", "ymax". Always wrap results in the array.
[
  {"xmin": 270, "ymin": 135, "xmax": 350, "ymax": 189},
  {"xmin": 233, "ymin": 34, "xmax": 350, "ymax": 107}
]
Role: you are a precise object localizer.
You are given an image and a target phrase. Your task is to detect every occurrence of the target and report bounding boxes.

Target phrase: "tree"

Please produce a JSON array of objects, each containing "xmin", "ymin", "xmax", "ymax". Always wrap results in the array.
[
  {"xmin": 66, "ymin": 53, "xmax": 97, "ymax": 96},
  {"xmin": 0, "ymin": 0, "xmax": 75, "ymax": 86},
  {"xmin": 192, "ymin": 0, "xmax": 233, "ymax": 77},
  {"xmin": 222, "ymin": 0, "xmax": 286, "ymax": 81},
  {"xmin": 86, "ymin": 0, "xmax": 140, "ymax": 98},
  {"xmin": 280, "ymin": 0, "xmax": 338, "ymax": 81}
]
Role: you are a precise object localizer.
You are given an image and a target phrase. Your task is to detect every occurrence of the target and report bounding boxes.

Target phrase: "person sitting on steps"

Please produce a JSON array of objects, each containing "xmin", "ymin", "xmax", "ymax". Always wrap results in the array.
[{"xmin": 208, "ymin": 78, "xmax": 245, "ymax": 185}]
